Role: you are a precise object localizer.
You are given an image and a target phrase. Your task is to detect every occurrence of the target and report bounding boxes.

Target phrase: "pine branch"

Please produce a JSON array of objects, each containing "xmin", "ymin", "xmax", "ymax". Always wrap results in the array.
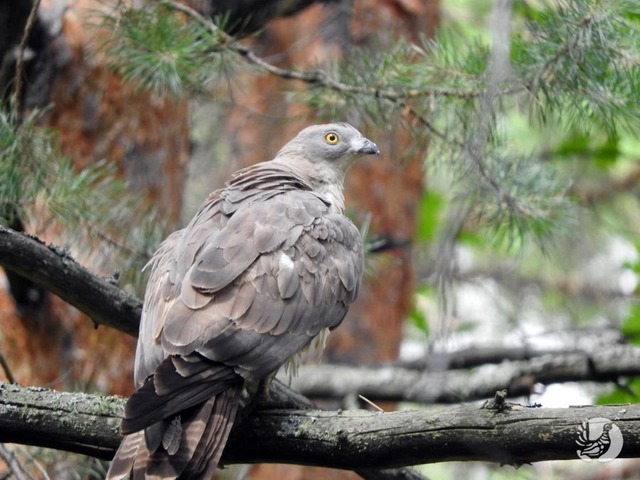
[
  {"xmin": 1, "ymin": 381, "xmax": 639, "ymax": 469},
  {"xmin": 164, "ymin": 1, "xmax": 486, "ymax": 102}
]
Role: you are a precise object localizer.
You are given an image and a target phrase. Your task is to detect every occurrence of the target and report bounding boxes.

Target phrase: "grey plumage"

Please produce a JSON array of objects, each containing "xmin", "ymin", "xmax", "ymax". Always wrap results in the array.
[{"xmin": 106, "ymin": 123, "xmax": 379, "ymax": 479}]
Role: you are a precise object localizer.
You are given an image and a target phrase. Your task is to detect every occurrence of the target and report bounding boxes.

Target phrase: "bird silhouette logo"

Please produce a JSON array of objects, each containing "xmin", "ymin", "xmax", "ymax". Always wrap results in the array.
[{"xmin": 576, "ymin": 417, "xmax": 623, "ymax": 462}]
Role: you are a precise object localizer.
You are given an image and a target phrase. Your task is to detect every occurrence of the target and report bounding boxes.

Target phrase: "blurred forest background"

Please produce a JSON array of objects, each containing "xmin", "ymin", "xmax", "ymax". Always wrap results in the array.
[{"xmin": 1, "ymin": 0, "xmax": 639, "ymax": 479}]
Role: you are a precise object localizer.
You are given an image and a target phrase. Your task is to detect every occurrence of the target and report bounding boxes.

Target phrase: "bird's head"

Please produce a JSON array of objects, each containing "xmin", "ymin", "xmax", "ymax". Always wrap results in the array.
[
  {"xmin": 272, "ymin": 123, "xmax": 378, "ymax": 212},
  {"xmin": 275, "ymin": 122, "xmax": 379, "ymax": 174}
]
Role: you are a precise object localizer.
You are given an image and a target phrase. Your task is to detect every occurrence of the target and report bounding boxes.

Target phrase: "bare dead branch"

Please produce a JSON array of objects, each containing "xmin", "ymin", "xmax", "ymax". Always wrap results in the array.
[
  {"xmin": 398, "ymin": 328, "xmax": 624, "ymax": 370},
  {"xmin": 285, "ymin": 345, "xmax": 640, "ymax": 403},
  {"xmin": 0, "ymin": 444, "xmax": 33, "ymax": 480}
]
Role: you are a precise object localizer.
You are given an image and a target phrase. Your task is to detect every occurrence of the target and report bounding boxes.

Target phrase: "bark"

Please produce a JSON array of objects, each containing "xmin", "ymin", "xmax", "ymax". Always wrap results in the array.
[
  {"xmin": 0, "ymin": 0, "xmax": 188, "ymax": 394},
  {"xmin": 0, "ymin": 226, "xmax": 141, "ymax": 337},
  {"xmin": 0, "ymin": 381, "xmax": 638, "ymax": 468}
]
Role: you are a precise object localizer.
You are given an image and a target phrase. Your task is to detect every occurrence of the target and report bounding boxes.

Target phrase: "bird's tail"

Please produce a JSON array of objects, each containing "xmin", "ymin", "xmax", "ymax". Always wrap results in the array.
[{"xmin": 106, "ymin": 385, "xmax": 242, "ymax": 480}]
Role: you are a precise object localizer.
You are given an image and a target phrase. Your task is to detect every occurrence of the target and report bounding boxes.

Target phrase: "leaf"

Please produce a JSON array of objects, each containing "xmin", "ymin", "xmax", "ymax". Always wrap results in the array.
[{"xmin": 408, "ymin": 306, "xmax": 429, "ymax": 336}]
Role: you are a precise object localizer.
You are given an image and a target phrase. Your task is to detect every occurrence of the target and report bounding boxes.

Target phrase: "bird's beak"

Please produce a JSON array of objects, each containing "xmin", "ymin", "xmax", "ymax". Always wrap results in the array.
[{"xmin": 357, "ymin": 138, "xmax": 380, "ymax": 156}]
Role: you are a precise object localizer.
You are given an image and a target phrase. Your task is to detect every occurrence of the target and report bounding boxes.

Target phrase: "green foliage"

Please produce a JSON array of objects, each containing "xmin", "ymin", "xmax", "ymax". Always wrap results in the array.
[
  {"xmin": 0, "ymin": 110, "xmax": 164, "ymax": 292},
  {"xmin": 101, "ymin": 3, "xmax": 233, "ymax": 96},
  {"xmin": 597, "ymin": 377, "xmax": 640, "ymax": 404},
  {"xmin": 416, "ymin": 191, "xmax": 444, "ymax": 243},
  {"xmin": 514, "ymin": 0, "xmax": 640, "ymax": 135},
  {"xmin": 98, "ymin": 0, "xmax": 640, "ymax": 253},
  {"xmin": 308, "ymin": 1, "xmax": 638, "ymax": 251},
  {"xmin": 621, "ymin": 305, "xmax": 640, "ymax": 344},
  {"xmin": 0, "ymin": 110, "xmax": 48, "ymax": 224},
  {"xmin": 408, "ymin": 285, "xmax": 433, "ymax": 336}
]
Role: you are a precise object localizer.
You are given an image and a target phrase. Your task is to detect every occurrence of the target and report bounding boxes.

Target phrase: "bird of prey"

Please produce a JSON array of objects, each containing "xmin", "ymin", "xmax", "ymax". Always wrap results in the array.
[{"xmin": 107, "ymin": 123, "xmax": 379, "ymax": 479}]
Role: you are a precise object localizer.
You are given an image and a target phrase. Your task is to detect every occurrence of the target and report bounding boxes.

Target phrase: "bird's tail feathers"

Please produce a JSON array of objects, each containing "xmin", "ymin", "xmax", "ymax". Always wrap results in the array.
[
  {"xmin": 106, "ymin": 384, "xmax": 242, "ymax": 480},
  {"xmin": 105, "ymin": 430, "xmax": 146, "ymax": 480}
]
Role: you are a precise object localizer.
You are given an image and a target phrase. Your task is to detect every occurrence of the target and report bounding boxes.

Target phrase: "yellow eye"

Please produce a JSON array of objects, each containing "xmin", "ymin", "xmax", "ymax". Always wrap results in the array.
[{"xmin": 324, "ymin": 132, "xmax": 339, "ymax": 144}]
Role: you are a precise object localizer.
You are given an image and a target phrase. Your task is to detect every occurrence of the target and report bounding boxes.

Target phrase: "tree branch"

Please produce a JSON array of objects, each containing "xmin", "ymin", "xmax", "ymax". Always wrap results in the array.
[
  {"xmin": 396, "ymin": 330, "xmax": 624, "ymax": 369},
  {"xmin": 1, "ymin": 381, "xmax": 639, "ymax": 469},
  {"xmin": 285, "ymin": 344, "xmax": 640, "ymax": 403},
  {"xmin": 13, "ymin": 0, "xmax": 41, "ymax": 116},
  {"xmin": 0, "ymin": 226, "xmax": 141, "ymax": 336}
]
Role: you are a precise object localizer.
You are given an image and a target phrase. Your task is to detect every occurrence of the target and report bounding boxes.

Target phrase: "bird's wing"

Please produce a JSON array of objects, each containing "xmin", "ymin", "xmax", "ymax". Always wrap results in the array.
[
  {"xmin": 159, "ymin": 188, "xmax": 363, "ymax": 381},
  {"xmin": 134, "ymin": 163, "xmax": 363, "ymax": 387}
]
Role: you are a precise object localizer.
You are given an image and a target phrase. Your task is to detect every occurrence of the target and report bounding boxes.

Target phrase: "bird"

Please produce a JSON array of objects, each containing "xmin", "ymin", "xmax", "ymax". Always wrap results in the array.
[{"xmin": 106, "ymin": 122, "xmax": 379, "ymax": 479}]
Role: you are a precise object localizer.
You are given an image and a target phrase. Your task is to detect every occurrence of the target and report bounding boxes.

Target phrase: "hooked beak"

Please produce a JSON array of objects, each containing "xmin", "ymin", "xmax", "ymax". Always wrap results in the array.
[{"xmin": 357, "ymin": 138, "xmax": 380, "ymax": 156}]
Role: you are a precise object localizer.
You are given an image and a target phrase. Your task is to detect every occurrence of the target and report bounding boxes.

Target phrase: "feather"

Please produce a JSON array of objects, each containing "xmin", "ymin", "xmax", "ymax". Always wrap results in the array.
[{"xmin": 162, "ymin": 416, "xmax": 182, "ymax": 455}]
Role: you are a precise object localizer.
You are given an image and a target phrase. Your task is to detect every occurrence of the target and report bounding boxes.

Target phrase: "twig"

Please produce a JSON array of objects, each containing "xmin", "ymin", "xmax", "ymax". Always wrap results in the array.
[
  {"xmin": 13, "ymin": 0, "xmax": 42, "ymax": 117},
  {"xmin": 359, "ymin": 394, "xmax": 385, "ymax": 413},
  {"xmin": 13, "ymin": 446, "xmax": 49, "ymax": 480}
]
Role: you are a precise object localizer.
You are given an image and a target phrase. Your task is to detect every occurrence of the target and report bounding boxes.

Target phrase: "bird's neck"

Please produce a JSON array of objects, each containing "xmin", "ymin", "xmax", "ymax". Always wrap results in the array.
[
  {"xmin": 271, "ymin": 155, "xmax": 347, "ymax": 213},
  {"xmin": 315, "ymin": 181, "xmax": 345, "ymax": 214}
]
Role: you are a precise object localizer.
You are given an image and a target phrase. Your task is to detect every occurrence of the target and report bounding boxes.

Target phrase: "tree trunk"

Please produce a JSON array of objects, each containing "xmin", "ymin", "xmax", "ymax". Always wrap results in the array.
[{"xmin": 0, "ymin": 0, "xmax": 188, "ymax": 395}]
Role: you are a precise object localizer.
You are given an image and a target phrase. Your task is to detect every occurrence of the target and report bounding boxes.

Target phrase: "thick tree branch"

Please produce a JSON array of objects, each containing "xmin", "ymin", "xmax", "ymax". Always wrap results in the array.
[
  {"xmin": 286, "ymin": 344, "xmax": 640, "ymax": 403},
  {"xmin": 0, "ymin": 226, "xmax": 141, "ymax": 336},
  {"xmin": 2, "ymin": 229, "xmax": 639, "ymax": 473},
  {"xmin": 1, "ymin": 381, "xmax": 639, "ymax": 469}
]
